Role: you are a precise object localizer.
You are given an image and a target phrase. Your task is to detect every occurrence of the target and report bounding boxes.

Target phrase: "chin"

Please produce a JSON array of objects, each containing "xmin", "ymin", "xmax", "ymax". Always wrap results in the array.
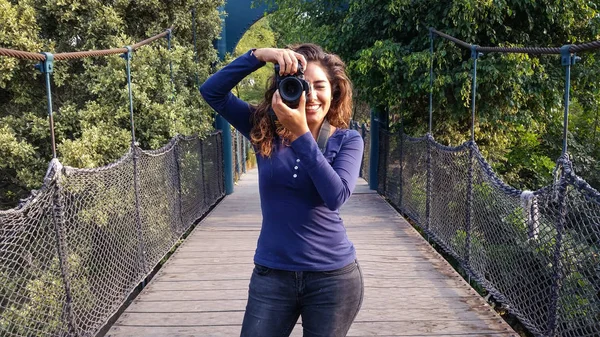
[{"xmin": 307, "ymin": 117, "xmax": 322, "ymax": 125}]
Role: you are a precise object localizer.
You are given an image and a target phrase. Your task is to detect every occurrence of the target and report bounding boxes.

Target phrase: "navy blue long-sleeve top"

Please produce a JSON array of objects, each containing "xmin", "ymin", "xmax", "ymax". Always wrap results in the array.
[{"xmin": 200, "ymin": 50, "xmax": 364, "ymax": 271}]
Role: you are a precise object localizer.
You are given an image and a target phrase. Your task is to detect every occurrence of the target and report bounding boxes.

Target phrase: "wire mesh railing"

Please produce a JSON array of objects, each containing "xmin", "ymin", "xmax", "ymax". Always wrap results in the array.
[
  {"xmin": 232, "ymin": 129, "xmax": 252, "ymax": 181},
  {"xmin": 350, "ymin": 121, "xmax": 370, "ymax": 181},
  {"xmin": 358, "ymin": 122, "xmax": 600, "ymax": 337},
  {"xmin": 0, "ymin": 132, "xmax": 225, "ymax": 337}
]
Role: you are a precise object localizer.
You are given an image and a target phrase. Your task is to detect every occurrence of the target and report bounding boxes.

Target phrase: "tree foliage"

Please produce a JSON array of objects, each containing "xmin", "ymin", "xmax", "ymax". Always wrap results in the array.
[
  {"xmin": 266, "ymin": 0, "xmax": 600, "ymax": 190},
  {"xmin": 0, "ymin": 0, "xmax": 223, "ymax": 209},
  {"xmin": 232, "ymin": 15, "xmax": 277, "ymax": 104}
]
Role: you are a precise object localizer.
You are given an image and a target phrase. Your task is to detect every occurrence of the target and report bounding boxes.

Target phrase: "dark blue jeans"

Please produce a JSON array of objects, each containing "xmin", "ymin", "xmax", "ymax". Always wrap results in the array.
[{"xmin": 240, "ymin": 260, "xmax": 363, "ymax": 337}]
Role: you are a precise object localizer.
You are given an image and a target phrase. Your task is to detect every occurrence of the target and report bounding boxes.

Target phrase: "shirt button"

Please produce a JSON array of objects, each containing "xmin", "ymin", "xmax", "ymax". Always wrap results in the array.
[
  {"xmin": 293, "ymin": 174, "xmax": 297, "ymax": 178},
  {"xmin": 294, "ymin": 166, "xmax": 298, "ymax": 170},
  {"xmin": 296, "ymin": 159, "xmax": 300, "ymax": 162}
]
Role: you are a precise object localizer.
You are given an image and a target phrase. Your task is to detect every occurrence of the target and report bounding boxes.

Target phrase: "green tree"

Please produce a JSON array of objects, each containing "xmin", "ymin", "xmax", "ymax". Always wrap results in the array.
[
  {"xmin": 0, "ymin": 0, "xmax": 223, "ymax": 209},
  {"xmin": 266, "ymin": 0, "xmax": 600, "ymax": 190},
  {"xmin": 231, "ymin": 15, "xmax": 277, "ymax": 104}
]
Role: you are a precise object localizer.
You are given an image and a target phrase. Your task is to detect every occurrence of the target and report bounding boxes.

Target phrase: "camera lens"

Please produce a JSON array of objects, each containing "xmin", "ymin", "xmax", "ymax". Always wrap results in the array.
[{"xmin": 279, "ymin": 77, "xmax": 303, "ymax": 104}]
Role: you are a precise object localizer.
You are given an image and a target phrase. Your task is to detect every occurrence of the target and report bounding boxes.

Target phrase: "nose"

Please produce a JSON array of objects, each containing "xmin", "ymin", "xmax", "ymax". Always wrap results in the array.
[{"xmin": 307, "ymin": 83, "xmax": 317, "ymax": 100}]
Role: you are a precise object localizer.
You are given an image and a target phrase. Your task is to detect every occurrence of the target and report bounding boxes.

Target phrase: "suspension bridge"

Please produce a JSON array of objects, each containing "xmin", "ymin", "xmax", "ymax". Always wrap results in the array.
[{"xmin": 1, "ymin": 8, "xmax": 600, "ymax": 337}]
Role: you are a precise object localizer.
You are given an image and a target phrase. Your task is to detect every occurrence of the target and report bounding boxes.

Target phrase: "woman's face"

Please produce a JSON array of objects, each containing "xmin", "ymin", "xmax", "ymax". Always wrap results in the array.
[{"xmin": 303, "ymin": 62, "xmax": 332, "ymax": 129}]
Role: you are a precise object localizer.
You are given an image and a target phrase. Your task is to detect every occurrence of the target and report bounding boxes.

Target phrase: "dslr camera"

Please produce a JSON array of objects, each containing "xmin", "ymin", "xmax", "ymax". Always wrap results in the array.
[{"xmin": 274, "ymin": 64, "xmax": 310, "ymax": 108}]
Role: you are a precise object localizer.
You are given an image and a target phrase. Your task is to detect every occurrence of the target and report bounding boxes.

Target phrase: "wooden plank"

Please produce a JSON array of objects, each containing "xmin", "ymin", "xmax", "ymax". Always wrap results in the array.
[
  {"xmin": 108, "ymin": 324, "xmax": 307, "ymax": 337},
  {"xmin": 163, "ymin": 255, "xmax": 444, "ymax": 265},
  {"xmin": 152, "ymin": 270, "xmax": 457, "ymax": 281},
  {"xmin": 113, "ymin": 309, "xmax": 507, "ymax": 327},
  {"xmin": 147, "ymin": 275, "xmax": 472, "ymax": 292},
  {"xmin": 137, "ymin": 289, "xmax": 249, "ymax": 301},
  {"xmin": 108, "ymin": 324, "xmax": 516, "ymax": 337},
  {"xmin": 105, "ymin": 169, "xmax": 516, "ymax": 337},
  {"xmin": 136, "ymin": 286, "xmax": 480, "ymax": 303},
  {"xmin": 129, "ymin": 295, "xmax": 492, "ymax": 312},
  {"xmin": 109, "ymin": 319, "xmax": 516, "ymax": 337}
]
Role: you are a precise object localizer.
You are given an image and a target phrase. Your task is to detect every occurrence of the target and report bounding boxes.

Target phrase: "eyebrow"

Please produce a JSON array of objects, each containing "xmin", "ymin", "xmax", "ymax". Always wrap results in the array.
[{"xmin": 312, "ymin": 80, "xmax": 328, "ymax": 85}]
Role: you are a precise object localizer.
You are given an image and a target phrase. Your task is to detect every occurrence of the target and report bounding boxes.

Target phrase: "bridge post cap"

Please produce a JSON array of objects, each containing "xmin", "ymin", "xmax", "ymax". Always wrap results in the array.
[
  {"xmin": 470, "ymin": 45, "xmax": 482, "ymax": 59},
  {"xmin": 120, "ymin": 46, "xmax": 133, "ymax": 59},
  {"xmin": 560, "ymin": 45, "xmax": 578, "ymax": 66},
  {"xmin": 35, "ymin": 52, "xmax": 54, "ymax": 73}
]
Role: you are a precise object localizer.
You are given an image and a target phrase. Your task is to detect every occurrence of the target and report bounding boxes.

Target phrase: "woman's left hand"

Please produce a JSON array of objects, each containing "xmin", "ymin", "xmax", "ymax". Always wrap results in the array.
[{"xmin": 272, "ymin": 90, "xmax": 310, "ymax": 141}]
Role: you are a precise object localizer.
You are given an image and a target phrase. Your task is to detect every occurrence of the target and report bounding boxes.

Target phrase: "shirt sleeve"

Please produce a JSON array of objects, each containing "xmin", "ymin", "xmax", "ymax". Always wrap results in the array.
[
  {"xmin": 290, "ymin": 130, "xmax": 364, "ymax": 211},
  {"xmin": 199, "ymin": 50, "xmax": 266, "ymax": 138}
]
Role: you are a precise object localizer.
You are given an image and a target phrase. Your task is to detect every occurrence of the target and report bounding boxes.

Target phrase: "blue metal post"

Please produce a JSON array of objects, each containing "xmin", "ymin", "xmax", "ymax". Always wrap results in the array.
[
  {"xmin": 36, "ymin": 53, "xmax": 78, "ymax": 335},
  {"xmin": 122, "ymin": 46, "xmax": 137, "ymax": 145},
  {"xmin": 547, "ymin": 45, "xmax": 578, "ymax": 336},
  {"xmin": 465, "ymin": 45, "xmax": 482, "ymax": 275},
  {"xmin": 426, "ymin": 28, "xmax": 435, "ymax": 235},
  {"xmin": 358, "ymin": 123, "xmax": 366, "ymax": 178},
  {"xmin": 369, "ymin": 107, "xmax": 381, "ymax": 190},
  {"xmin": 559, "ymin": 45, "xmax": 579, "ymax": 156},
  {"xmin": 121, "ymin": 46, "xmax": 147, "ymax": 287},
  {"xmin": 216, "ymin": 117, "xmax": 233, "ymax": 195},
  {"xmin": 36, "ymin": 53, "xmax": 57, "ymax": 159},
  {"xmin": 216, "ymin": 5, "xmax": 234, "ymax": 195}
]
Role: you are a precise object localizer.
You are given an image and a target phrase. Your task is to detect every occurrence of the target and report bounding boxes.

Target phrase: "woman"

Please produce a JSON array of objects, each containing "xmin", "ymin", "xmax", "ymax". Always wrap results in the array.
[{"xmin": 200, "ymin": 43, "xmax": 364, "ymax": 337}]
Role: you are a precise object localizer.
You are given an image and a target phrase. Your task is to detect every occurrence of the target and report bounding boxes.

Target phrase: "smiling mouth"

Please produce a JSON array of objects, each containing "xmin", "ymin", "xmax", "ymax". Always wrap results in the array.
[{"xmin": 306, "ymin": 105, "xmax": 321, "ymax": 113}]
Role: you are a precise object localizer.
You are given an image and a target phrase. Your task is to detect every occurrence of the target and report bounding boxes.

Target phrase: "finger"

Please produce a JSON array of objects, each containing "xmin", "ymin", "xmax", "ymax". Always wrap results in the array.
[
  {"xmin": 298, "ymin": 91, "xmax": 306, "ymax": 113},
  {"xmin": 282, "ymin": 52, "xmax": 294, "ymax": 75},
  {"xmin": 295, "ymin": 53, "xmax": 307, "ymax": 71},
  {"xmin": 272, "ymin": 90, "xmax": 293, "ymax": 117},
  {"xmin": 272, "ymin": 90, "xmax": 288, "ymax": 111},
  {"xmin": 276, "ymin": 56, "xmax": 286, "ymax": 75},
  {"xmin": 271, "ymin": 91, "xmax": 282, "ymax": 117},
  {"xmin": 272, "ymin": 90, "xmax": 281, "ymax": 106},
  {"xmin": 289, "ymin": 52, "xmax": 299, "ymax": 74}
]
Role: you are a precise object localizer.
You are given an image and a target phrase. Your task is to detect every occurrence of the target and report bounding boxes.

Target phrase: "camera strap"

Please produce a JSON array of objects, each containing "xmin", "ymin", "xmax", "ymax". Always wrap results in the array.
[{"xmin": 316, "ymin": 119, "xmax": 331, "ymax": 154}]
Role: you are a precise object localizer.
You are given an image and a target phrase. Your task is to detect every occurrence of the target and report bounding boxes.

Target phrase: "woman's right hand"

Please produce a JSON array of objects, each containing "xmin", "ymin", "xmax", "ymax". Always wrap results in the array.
[{"xmin": 253, "ymin": 48, "xmax": 307, "ymax": 75}]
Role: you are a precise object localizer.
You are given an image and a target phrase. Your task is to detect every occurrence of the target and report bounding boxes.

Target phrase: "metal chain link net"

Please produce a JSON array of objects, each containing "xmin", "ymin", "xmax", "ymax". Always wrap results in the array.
[
  {"xmin": 233, "ymin": 130, "xmax": 240, "ymax": 181},
  {"xmin": 350, "ymin": 121, "xmax": 370, "ymax": 181},
  {"xmin": 232, "ymin": 129, "xmax": 249, "ymax": 180},
  {"xmin": 398, "ymin": 133, "xmax": 428, "ymax": 225},
  {"xmin": 231, "ymin": 129, "xmax": 251, "ymax": 181},
  {"xmin": 0, "ymin": 133, "xmax": 225, "ymax": 336},
  {"xmin": 361, "ymin": 126, "xmax": 370, "ymax": 182},
  {"xmin": 0, "ymin": 169, "xmax": 71, "ymax": 336},
  {"xmin": 370, "ymin": 124, "xmax": 600, "ymax": 337}
]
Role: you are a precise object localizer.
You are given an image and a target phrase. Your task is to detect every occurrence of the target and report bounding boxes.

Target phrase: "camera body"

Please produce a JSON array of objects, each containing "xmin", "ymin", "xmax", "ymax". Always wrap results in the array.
[{"xmin": 274, "ymin": 64, "xmax": 310, "ymax": 108}]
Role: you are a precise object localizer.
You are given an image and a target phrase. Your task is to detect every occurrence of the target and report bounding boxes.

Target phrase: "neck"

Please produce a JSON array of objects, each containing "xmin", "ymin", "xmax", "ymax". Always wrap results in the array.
[{"xmin": 309, "ymin": 122, "xmax": 322, "ymax": 140}]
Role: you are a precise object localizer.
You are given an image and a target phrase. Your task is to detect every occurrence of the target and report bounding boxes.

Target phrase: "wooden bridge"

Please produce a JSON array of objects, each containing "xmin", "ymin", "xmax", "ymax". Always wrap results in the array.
[{"xmin": 106, "ymin": 168, "xmax": 517, "ymax": 337}]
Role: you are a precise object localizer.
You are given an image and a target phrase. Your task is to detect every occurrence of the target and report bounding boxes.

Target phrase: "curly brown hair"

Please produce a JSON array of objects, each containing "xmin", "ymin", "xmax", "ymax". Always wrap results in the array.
[{"xmin": 249, "ymin": 43, "xmax": 353, "ymax": 157}]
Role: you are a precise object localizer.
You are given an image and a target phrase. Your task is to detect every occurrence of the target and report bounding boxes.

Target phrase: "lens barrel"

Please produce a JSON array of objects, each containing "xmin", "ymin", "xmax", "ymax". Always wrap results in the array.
[
  {"xmin": 279, "ymin": 77, "xmax": 304, "ymax": 104},
  {"xmin": 274, "ymin": 64, "xmax": 308, "ymax": 108}
]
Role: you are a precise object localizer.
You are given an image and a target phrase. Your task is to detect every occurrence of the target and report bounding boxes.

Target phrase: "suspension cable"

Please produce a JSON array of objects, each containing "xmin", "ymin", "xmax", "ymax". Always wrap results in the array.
[
  {"xmin": 429, "ymin": 28, "xmax": 600, "ymax": 55},
  {"xmin": 0, "ymin": 28, "xmax": 173, "ymax": 61}
]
